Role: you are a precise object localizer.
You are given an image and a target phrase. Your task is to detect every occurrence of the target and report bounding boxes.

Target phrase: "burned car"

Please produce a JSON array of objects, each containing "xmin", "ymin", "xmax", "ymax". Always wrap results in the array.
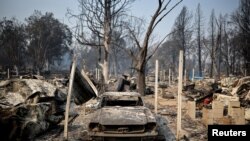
[{"xmin": 88, "ymin": 92, "xmax": 164, "ymax": 141}]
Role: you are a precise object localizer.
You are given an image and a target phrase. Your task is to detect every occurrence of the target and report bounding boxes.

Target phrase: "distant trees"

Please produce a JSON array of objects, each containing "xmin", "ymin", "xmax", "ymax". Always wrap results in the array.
[
  {"xmin": 208, "ymin": 9, "xmax": 217, "ymax": 78},
  {"xmin": 155, "ymin": 4, "xmax": 236, "ymax": 79},
  {"xmin": 231, "ymin": 0, "xmax": 250, "ymax": 75},
  {"xmin": 109, "ymin": 30, "xmax": 127, "ymax": 77},
  {"xmin": 0, "ymin": 11, "xmax": 72, "ymax": 74},
  {"xmin": 26, "ymin": 11, "xmax": 72, "ymax": 74},
  {"xmin": 0, "ymin": 18, "xmax": 27, "ymax": 74},
  {"xmin": 2, "ymin": 0, "xmax": 250, "ymax": 84},
  {"xmin": 226, "ymin": 23, "xmax": 242, "ymax": 75},
  {"xmin": 154, "ymin": 39, "xmax": 179, "ymax": 74},
  {"xmin": 171, "ymin": 6, "xmax": 192, "ymax": 73},
  {"xmin": 131, "ymin": 0, "xmax": 250, "ymax": 81}
]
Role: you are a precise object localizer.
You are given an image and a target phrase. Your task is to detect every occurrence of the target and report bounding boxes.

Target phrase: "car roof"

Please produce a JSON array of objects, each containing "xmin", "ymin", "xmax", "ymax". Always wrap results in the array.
[{"xmin": 101, "ymin": 92, "xmax": 141, "ymax": 97}]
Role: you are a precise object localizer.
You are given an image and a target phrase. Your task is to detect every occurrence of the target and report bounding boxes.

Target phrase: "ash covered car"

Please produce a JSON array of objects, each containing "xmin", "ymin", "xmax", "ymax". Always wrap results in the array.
[{"xmin": 88, "ymin": 92, "xmax": 165, "ymax": 141}]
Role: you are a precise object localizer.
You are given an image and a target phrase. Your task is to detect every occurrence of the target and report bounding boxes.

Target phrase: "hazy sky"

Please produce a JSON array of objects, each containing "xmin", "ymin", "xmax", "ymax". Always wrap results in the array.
[{"xmin": 0, "ymin": 0, "xmax": 239, "ymax": 39}]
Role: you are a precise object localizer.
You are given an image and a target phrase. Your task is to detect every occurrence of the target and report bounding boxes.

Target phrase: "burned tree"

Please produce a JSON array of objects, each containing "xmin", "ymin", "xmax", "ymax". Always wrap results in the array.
[
  {"xmin": 195, "ymin": 3, "xmax": 203, "ymax": 77},
  {"xmin": 231, "ymin": 0, "xmax": 250, "ymax": 75},
  {"xmin": 26, "ymin": 11, "xmax": 72, "ymax": 74},
  {"xmin": 124, "ymin": 0, "xmax": 183, "ymax": 95},
  {"xmin": 209, "ymin": 9, "xmax": 217, "ymax": 78},
  {"xmin": 215, "ymin": 14, "xmax": 223, "ymax": 79},
  {"xmin": 0, "ymin": 17, "xmax": 27, "ymax": 74},
  {"xmin": 67, "ymin": 0, "xmax": 132, "ymax": 84},
  {"xmin": 172, "ymin": 6, "xmax": 193, "ymax": 74}
]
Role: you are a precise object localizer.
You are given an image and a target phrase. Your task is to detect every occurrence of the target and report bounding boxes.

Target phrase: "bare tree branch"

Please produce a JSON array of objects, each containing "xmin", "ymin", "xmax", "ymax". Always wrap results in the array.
[
  {"xmin": 146, "ymin": 29, "xmax": 177, "ymax": 62},
  {"xmin": 152, "ymin": 0, "xmax": 183, "ymax": 31}
]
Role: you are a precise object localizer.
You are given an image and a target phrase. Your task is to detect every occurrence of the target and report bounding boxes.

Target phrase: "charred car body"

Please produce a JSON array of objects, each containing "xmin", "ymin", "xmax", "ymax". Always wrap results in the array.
[{"xmin": 88, "ymin": 92, "xmax": 164, "ymax": 141}]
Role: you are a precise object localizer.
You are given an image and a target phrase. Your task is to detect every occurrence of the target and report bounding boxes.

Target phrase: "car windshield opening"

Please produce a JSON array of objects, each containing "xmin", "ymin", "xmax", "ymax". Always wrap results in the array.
[{"xmin": 101, "ymin": 96, "xmax": 143, "ymax": 107}]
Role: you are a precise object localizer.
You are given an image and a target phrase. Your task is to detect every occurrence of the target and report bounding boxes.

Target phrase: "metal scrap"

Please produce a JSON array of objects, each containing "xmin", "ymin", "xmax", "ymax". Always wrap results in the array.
[{"xmin": 0, "ymin": 79, "xmax": 67, "ymax": 140}]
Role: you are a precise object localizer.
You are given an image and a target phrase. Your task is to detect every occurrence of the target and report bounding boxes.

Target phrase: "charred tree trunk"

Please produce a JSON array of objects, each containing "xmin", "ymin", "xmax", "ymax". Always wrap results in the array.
[
  {"xmin": 136, "ymin": 46, "xmax": 147, "ymax": 95},
  {"xmin": 137, "ymin": 68, "xmax": 146, "ymax": 96},
  {"xmin": 103, "ymin": 0, "xmax": 112, "ymax": 84},
  {"xmin": 182, "ymin": 26, "xmax": 186, "ymax": 76},
  {"xmin": 210, "ymin": 10, "xmax": 216, "ymax": 78},
  {"xmin": 218, "ymin": 32, "xmax": 222, "ymax": 79},
  {"xmin": 127, "ymin": 0, "xmax": 183, "ymax": 95},
  {"xmin": 102, "ymin": 50, "xmax": 109, "ymax": 83},
  {"xmin": 223, "ymin": 21, "xmax": 230, "ymax": 77},
  {"xmin": 210, "ymin": 37, "xmax": 214, "ymax": 78},
  {"xmin": 197, "ymin": 3, "xmax": 202, "ymax": 77},
  {"xmin": 232, "ymin": 45, "xmax": 236, "ymax": 75}
]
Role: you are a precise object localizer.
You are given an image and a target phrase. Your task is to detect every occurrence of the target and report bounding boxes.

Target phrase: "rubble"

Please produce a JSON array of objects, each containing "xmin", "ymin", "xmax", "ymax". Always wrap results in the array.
[
  {"xmin": 0, "ymin": 68, "xmax": 97, "ymax": 141},
  {"xmin": 187, "ymin": 101, "xmax": 196, "ymax": 119},
  {"xmin": 0, "ymin": 78, "xmax": 67, "ymax": 140},
  {"xmin": 162, "ymin": 92, "xmax": 175, "ymax": 99},
  {"xmin": 183, "ymin": 83, "xmax": 215, "ymax": 104},
  {"xmin": 229, "ymin": 77, "xmax": 250, "ymax": 107},
  {"xmin": 220, "ymin": 76, "xmax": 238, "ymax": 87},
  {"xmin": 202, "ymin": 99, "xmax": 246, "ymax": 125},
  {"xmin": 245, "ymin": 108, "xmax": 250, "ymax": 121},
  {"xmin": 183, "ymin": 76, "xmax": 250, "ymax": 128},
  {"xmin": 1, "ymin": 73, "xmax": 249, "ymax": 141}
]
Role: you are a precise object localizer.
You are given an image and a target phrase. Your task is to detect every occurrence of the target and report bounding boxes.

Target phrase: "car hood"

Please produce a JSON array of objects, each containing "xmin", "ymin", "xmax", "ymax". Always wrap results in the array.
[{"xmin": 93, "ymin": 106, "xmax": 156, "ymax": 125}]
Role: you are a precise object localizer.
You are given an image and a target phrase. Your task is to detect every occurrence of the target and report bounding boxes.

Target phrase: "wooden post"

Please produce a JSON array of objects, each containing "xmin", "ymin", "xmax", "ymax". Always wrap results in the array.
[
  {"xmin": 64, "ymin": 56, "xmax": 77, "ymax": 140},
  {"xmin": 245, "ymin": 69, "xmax": 247, "ymax": 77},
  {"xmin": 177, "ymin": 50, "xmax": 183, "ymax": 140},
  {"xmin": 162, "ymin": 71, "xmax": 164, "ymax": 81},
  {"xmin": 184, "ymin": 69, "xmax": 187, "ymax": 86},
  {"xmin": 7, "ymin": 68, "xmax": 10, "ymax": 79},
  {"xmin": 171, "ymin": 69, "xmax": 174, "ymax": 84},
  {"xmin": 159, "ymin": 71, "xmax": 162, "ymax": 82},
  {"xmin": 97, "ymin": 69, "xmax": 100, "ymax": 81},
  {"xmin": 162, "ymin": 70, "xmax": 164, "ymax": 82},
  {"xmin": 169, "ymin": 68, "xmax": 171, "ymax": 86},
  {"xmin": 155, "ymin": 60, "xmax": 159, "ymax": 114},
  {"xmin": 192, "ymin": 68, "xmax": 194, "ymax": 82},
  {"xmin": 95, "ymin": 68, "xmax": 98, "ymax": 80},
  {"xmin": 163, "ymin": 70, "xmax": 166, "ymax": 81}
]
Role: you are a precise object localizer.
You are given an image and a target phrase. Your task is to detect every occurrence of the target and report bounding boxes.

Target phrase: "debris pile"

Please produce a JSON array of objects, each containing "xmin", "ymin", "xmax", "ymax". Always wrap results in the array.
[
  {"xmin": 230, "ymin": 76, "xmax": 250, "ymax": 107},
  {"xmin": 184, "ymin": 76, "xmax": 250, "ymax": 125},
  {"xmin": 0, "ymin": 67, "xmax": 98, "ymax": 140},
  {"xmin": 202, "ymin": 98, "xmax": 245, "ymax": 125},
  {"xmin": 183, "ymin": 80, "xmax": 221, "ymax": 106},
  {"xmin": 0, "ymin": 79, "xmax": 68, "ymax": 140}
]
